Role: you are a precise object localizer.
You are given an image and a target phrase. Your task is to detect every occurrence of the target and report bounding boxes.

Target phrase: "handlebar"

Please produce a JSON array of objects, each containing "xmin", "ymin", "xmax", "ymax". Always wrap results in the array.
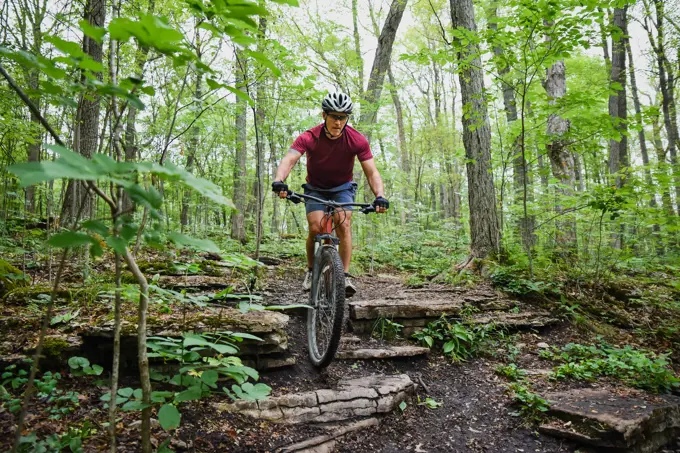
[{"xmin": 285, "ymin": 190, "xmax": 376, "ymax": 214}]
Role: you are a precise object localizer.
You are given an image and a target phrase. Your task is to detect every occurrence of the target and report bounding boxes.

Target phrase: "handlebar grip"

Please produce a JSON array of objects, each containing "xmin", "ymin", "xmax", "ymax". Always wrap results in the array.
[{"xmin": 360, "ymin": 205, "xmax": 376, "ymax": 214}]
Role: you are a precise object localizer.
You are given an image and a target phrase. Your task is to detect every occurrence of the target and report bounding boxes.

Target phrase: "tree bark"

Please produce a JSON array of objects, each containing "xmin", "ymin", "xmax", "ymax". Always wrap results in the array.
[
  {"xmin": 645, "ymin": 0, "xmax": 680, "ymax": 215},
  {"xmin": 360, "ymin": 0, "xmax": 408, "ymax": 145},
  {"xmin": 451, "ymin": 0, "xmax": 500, "ymax": 260},
  {"xmin": 545, "ymin": 55, "xmax": 577, "ymax": 254},
  {"xmin": 60, "ymin": 0, "xmax": 105, "ymax": 223},
  {"xmin": 231, "ymin": 49, "xmax": 248, "ymax": 243},
  {"xmin": 488, "ymin": 3, "xmax": 535, "ymax": 251},
  {"xmin": 608, "ymin": 7, "xmax": 628, "ymax": 189}
]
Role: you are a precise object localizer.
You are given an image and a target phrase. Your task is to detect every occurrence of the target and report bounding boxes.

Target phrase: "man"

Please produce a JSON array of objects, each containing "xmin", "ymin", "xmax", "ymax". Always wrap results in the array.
[{"xmin": 272, "ymin": 92, "xmax": 389, "ymax": 297}]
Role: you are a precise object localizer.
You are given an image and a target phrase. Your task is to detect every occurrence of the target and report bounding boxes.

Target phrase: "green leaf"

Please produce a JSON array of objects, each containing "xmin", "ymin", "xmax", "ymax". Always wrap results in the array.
[
  {"xmin": 231, "ymin": 382, "xmax": 271, "ymax": 401},
  {"xmin": 200, "ymin": 370, "xmax": 219, "ymax": 388},
  {"xmin": 121, "ymin": 400, "xmax": 150, "ymax": 411},
  {"xmin": 158, "ymin": 404, "xmax": 181, "ymax": 431},
  {"xmin": 68, "ymin": 356, "xmax": 90, "ymax": 369},
  {"xmin": 118, "ymin": 387, "xmax": 134, "ymax": 398},
  {"xmin": 91, "ymin": 364, "xmax": 104, "ymax": 375},
  {"xmin": 79, "ymin": 20, "xmax": 107, "ymax": 42},
  {"xmin": 244, "ymin": 49, "xmax": 281, "ymax": 77},
  {"xmin": 45, "ymin": 36, "xmax": 86, "ymax": 59},
  {"xmin": 399, "ymin": 401, "xmax": 407, "ymax": 411},
  {"xmin": 106, "ymin": 236, "xmax": 127, "ymax": 254},
  {"xmin": 82, "ymin": 220, "xmax": 109, "ymax": 236},
  {"xmin": 48, "ymin": 231, "xmax": 93, "ymax": 248},
  {"xmin": 174, "ymin": 385, "xmax": 202, "ymax": 402},
  {"xmin": 169, "ymin": 232, "xmax": 219, "ymax": 253}
]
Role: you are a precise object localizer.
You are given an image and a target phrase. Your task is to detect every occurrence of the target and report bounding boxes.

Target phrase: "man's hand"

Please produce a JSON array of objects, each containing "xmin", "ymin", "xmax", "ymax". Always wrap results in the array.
[
  {"xmin": 373, "ymin": 196, "xmax": 389, "ymax": 214},
  {"xmin": 272, "ymin": 181, "xmax": 288, "ymax": 198}
]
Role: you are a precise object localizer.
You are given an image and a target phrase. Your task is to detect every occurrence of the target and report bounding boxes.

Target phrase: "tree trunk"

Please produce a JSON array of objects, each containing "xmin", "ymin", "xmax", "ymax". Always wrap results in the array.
[
  {"xmin": 451, "ymin": 0, "xmax": 500, "ymax": 260},
  {"xmin": 181, "ymin": 71, "xmax": 201, "ymax": 231},
  {"xmin": 254, "ymin": 17, "xmax": 267, "ymax": 258},
  {"xmin": 60, "ymin": 0, "xmax": 105, "ymax": 223},
  {"xmin": 646, "ymin": 0, "xmax": 680, "ymax": 215},
  {"xmin": 489, "ymin": 4, "xmax": 535, "ymax": 251},
  {"xmin": 352, "ymin": 0, "xmax": 364, "ymax": 93},
  {"xmin": 626, "ymin": 40, "xmax": 654, "ymax": 198},
  {"xmin": 231, "ymin": 50, "xmax": 248, "ymax": 244},
  {"xmin": 607, "ymin": 7, "xmax": 628, "ymax": 189},
  {"xmin": 360, "ymin": 0, "xmax": 408, "ymax": 145},
  {"xmin": 387, "ymin": 67, "xmax": 409, "ymax": 224},
  {"xmin": 545, "ymin": 56, "xmax": 577, "ymax": 254},
  {"xmin": 651, "ymin": 109, "xmax": 675, "ymax": 217}
]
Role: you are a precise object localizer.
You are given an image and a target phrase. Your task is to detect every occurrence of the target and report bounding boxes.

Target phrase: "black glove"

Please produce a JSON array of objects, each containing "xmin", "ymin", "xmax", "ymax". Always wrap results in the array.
[
  {"xmin": 373, "ymin": 196, "xmax": 389, "ymax": 210},
  {"xmin": 272, "ymin": 181, "xmax": 288, "ymax": 194}
]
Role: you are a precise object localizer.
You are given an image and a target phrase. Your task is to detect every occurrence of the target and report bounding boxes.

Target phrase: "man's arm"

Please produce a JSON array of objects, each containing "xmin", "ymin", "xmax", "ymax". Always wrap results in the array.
[
  {"xmin": 274, "ymin": 149, "xmax": 303, "ymax": 182},
  {"xmin": 360, "ymin": 158, "xmax": 384, "ymax": 198}
]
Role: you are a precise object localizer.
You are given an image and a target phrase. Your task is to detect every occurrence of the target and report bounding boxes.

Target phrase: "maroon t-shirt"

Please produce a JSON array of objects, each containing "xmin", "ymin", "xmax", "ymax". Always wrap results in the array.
[{"xmin": 290, "ymin": 124, "xmax": 373, "ymax": 189}]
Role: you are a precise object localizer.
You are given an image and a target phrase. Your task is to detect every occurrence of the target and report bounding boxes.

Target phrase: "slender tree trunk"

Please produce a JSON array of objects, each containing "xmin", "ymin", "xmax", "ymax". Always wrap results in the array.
[
  {"xmin": 181, "ymin": 62, "xmax": 202, "ymax": 231},
  {"xmin": 254, "ymin": 17, "xmax": 267, "ymax": 258},
  {"xmin": 651, "ymin": 109, "xmax": 676, "ymax": 217},
  {"xmin": 352, "ymin": 0, "xmax": 364, "ymax": 93},
  {"xmin": 608, "ymin": 7, "xmax": 628, "ymax": 189},
  {"xmin": 231, "ymin": 50, "xmax": 248, "ymax": 243},
  {"xmin": 489, "ymin": 4, "xmax": 535, "ymax": 251},
  {"xmin": 387, "ymin": 67, "xmax": 409, "ymax": 224},
  {"xmin": 360, "ymin": 0, "xmax": 408, "ymax": 145},
  {"xmin": 646, "ymin": 0, "xmax": 680, "ymax": 215},
  {"xmin": 451, "ymin": 0, "xmax": 500, "ymax": 260}
]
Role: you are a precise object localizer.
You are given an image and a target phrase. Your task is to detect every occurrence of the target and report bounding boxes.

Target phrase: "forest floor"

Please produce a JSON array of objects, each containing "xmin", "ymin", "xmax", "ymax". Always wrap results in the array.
[{"xmin": 1, "ymin": 247, "xmax": 680, "ymax": 453}]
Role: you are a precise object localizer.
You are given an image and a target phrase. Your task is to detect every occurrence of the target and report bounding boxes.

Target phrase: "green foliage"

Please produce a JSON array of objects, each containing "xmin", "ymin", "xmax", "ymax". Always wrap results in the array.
[
  {"xmin": 412, "ymin": 316, "xmax": 505, "ymax": 361},
  {"xmin": 506, "ymin": 382, "xmax": 549, "ymax": 421},
  {"xmin": 490, "ymin": 265, "xmax": 558, "ymax": 296},
  {"xmin": 417, "ymin": 396, "xmax": 442, "ymax": 409},
  {"xmin": 17, "ymin": 421, "xmax": 95, "ymax": 453},
  {"xmin": 495, "ymin": 363, "xmax": 528, "ymax": 382},
  {"xmin": 1, "ymin": 364, "xmax": 79, "ymax": 420},
  {"xmin": 540, "ymin": 340, "xmax": 680, "ymax": 393},
  {"xmin": 68, "ymin": 356, "xmax": 103, "ymax": 377},
  {"xmin": 371, "ymin": 317, "xmax": 403, "ymax": 341}
]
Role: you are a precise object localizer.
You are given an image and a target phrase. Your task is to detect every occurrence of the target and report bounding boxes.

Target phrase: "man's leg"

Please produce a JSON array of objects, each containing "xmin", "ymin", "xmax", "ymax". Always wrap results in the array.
[
  {"xmin": 306, "ymin": 211, "xmax": 325, "ymax": 269},
  {"xmin": 334, "ymin": 210, "xmax": 353, "ymax": 273}
]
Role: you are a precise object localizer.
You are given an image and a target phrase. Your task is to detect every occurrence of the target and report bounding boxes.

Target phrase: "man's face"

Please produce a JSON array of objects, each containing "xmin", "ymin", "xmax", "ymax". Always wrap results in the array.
[{"xmin": 323, "ymin": 111, "xmax": 350, "ymax": 138}]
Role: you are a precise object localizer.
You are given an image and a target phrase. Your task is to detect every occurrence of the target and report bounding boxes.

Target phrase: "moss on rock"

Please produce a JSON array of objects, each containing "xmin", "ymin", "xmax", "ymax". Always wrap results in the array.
[
  {"xmin": 42, "ymin": 336, "xmax": 71, "ymax": 357},
  {"xmin": 0, "ymin": 259, "xmax": 28, "ymax": 296}
]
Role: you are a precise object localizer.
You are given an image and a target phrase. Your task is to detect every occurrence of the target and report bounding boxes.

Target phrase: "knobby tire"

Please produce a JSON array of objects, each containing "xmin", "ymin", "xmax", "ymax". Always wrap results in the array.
[{"xmin": 307, "ymin": 245, "xmax": 345, "ymax": 367}]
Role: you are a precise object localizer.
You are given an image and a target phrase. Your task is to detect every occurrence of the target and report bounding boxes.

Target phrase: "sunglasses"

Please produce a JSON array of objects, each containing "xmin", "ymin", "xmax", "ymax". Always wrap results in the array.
[{"xmin": 326, "ymin": 113, "xmax": 350, "ymax": 122}]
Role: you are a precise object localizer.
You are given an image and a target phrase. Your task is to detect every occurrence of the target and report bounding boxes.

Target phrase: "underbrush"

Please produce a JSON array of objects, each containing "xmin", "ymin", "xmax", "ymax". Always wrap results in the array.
[{"xmin": 539, "ymin": 339, "xmax": 680, "ymax": 393}]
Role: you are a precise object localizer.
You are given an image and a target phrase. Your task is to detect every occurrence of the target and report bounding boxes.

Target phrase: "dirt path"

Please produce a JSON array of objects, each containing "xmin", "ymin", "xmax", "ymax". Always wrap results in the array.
[{"xmin": 225, "ymin": 270, "xmax": 580, "ymax": 453}]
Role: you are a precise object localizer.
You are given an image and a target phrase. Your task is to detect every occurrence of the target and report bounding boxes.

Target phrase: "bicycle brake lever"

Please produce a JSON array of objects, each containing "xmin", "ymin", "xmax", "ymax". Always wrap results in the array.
[
  {"xmin": 288, "ymin": 192, "xmax": 303, "ymax": 204},
  {"xmin": 360, "ymin": 205, "xmax": 376, "ymax": 214}
]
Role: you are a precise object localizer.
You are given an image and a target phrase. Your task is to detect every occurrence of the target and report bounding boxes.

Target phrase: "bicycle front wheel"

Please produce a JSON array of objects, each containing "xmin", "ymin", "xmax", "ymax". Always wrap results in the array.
[{"xmin": 307, "ymin": 245, "xmax": 345, "ymax": 368}]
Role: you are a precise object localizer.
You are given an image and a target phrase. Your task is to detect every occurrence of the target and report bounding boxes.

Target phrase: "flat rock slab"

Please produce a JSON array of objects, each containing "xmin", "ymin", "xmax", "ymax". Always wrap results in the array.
[
  {"xmin": 277, "ymin": 418, "xmax": 379, "ymax": 453},
  {"xmin": 539, "ymin": 388, "xmax": 680, "ymax": 452},
  {"xmin": 336, "ymin": 346, "xmax": 430, "ymax": 360},
  {"xmin": 349, "ymin": 296, "xmax": 516, "ymax": 320},
  {"xmin": 469, "ymin": 311, "xmax": 559, "ymax": 328},
  {"xmin": 215, "ymin": 374, "xmax": 414, "ymax": 424}
]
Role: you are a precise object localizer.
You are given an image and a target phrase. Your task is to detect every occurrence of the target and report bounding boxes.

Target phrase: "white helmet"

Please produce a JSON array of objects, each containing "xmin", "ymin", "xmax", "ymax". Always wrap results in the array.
[{"xmin": 322, "ymin": 92, "xmax": 353, "ymax": 114}]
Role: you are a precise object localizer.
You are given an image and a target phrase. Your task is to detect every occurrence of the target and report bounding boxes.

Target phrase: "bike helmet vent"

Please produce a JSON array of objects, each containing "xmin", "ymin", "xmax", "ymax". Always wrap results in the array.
[{"xmin": 322, "ymin": 92, "xmax": 353, "ymax": 114}]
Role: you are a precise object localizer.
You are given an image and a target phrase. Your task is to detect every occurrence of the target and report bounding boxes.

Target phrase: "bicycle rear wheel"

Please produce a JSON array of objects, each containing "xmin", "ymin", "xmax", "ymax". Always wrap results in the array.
[{"xmin": 307, "ymin": 245, "xmax": 345, "ymax": 367}]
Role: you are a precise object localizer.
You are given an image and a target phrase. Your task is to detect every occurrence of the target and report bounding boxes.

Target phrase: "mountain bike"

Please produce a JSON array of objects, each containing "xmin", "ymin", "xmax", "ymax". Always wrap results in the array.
[{"xmin": 286, "ymin": 190, "xmax": 375, "ymax": 367}]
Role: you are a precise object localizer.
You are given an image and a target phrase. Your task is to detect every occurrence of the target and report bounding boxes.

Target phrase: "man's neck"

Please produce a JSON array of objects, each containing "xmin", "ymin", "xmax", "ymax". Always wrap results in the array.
[{"xmin": 323, "ymin": 124, "xmax": 343, "ymax": 140}]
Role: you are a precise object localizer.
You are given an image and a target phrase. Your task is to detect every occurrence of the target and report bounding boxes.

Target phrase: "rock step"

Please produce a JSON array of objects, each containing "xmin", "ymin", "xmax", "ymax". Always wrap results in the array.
[
  {"xmin": 277, "ymin": 418, "xmax": 379, "ymax": 453},
  {"xmin": 351, "ymin": 311, "xmax": 559, "ymax": 336},
  {"xmin": 215, "ymin": 374, "xmax": 414, "ymax": 424},
  {"xmin": 336, "ymin": 346, "xmax": 430, "ymax": 360},
  {"xmin": 349, "ymin": 297, "xmax": 515, "ymax": 320},
  {"xmin": 539, "ymin": 388, "xmax": 680, "ymax": 452}
]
